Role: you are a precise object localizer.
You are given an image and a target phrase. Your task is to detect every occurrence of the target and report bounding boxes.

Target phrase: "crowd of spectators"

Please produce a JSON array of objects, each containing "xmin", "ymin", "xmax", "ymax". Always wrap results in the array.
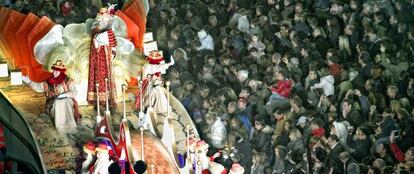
[
  {"xmin": 148, "ymin": 0, "xmax": 414, "ymax": 173},
  {"xmin": 1, "ymin": 0, "xmax": 123, "ymax": 25}
]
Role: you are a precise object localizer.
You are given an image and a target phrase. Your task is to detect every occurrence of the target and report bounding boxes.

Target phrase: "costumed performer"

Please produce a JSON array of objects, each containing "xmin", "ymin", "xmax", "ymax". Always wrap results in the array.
[
  {"xmin": 92, "ymin": 143, "xmax": 114, "ymax": 174},
  {"xmin": 193, "ymin": 140, "xmax": 227, "ymax": 174},
  {"xmin": 23, "ymin": 60, "xmax": 80, "ymax": 134},
  {"xmin": 134, "ymin": 50, "xmax": 174, "ymax": 114},
  {"xmin": 81, "ymin": 141, "xmax": 96, "ymax": 174},
  {"xmin": 87, "ymin": 4, "xmax": 118, "ymax": 106}
]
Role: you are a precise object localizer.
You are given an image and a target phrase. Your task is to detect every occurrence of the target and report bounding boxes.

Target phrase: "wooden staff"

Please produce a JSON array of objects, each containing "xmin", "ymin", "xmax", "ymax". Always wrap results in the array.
[
  {"xmin": 139, "ymin": 80, "xmax": 143, "ymax": 113},
  {"xmin": 140, "ymin": 127, "xmax": 145, "ymax": 161},
  {"xmin": 166, "ymin": 81, "xmax": 170, "ymax": 117},
  {"xmin": 96, "ymin": 83, "xmax": 101, "ymax": 122},
  {"xmin": 196, "ymin": 160, "xmax": 201, "ymax": 174},
  {"xmin": 186, "ymin": 124, "xmax": 190, "ymax": 157},
  {"xmin": 147, "ymin": 74, "xmax": 152, "ymax": 109},
  {"xmin": 105, "ymin": 78, "xmax": 109, "ymax": 112},
  {"xmin": 122, "ymin": 84, "xmax": 126, "ymax": 120}
]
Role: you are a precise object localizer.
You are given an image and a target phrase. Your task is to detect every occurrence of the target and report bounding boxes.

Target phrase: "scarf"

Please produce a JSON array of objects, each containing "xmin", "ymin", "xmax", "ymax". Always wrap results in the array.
[{"xmin": 47, "ymin": 73, "xmax": 67, "ymax": 85}]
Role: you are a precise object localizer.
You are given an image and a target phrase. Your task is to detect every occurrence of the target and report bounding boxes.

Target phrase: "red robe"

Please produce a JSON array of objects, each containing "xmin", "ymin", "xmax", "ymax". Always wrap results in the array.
[{"xmin": 87, "ymin": 29, "xmax": 117, "ymax": 105}]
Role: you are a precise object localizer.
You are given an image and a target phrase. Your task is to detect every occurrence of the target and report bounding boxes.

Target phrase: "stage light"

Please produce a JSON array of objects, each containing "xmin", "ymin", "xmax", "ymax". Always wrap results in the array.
[
  {"xmin": 10, "ymin": 69, "xmax": 22, "ymax": 85},
  {"xmin": 143, "ymin": 32, "xmax": 153, "ymax": 43},
  {"xmin": 143, "ymin": 41, "xmax": 158, "ymax": 56},
  {"xmin": 0, "ymin": 60, "xmax": 8, "ymax": 77}
]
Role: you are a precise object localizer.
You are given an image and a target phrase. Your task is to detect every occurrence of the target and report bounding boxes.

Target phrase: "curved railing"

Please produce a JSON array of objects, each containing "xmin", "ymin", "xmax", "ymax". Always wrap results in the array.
[{"xmin": 0, "ymin": 90, "xmax": 47, "ymax": 174}]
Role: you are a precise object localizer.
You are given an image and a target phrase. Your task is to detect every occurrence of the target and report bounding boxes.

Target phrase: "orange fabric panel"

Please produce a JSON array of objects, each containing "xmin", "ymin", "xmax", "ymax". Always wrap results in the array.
[
  {"xmin": 115, "ymin": 11, "xmax": 140, "ymax": 49},
  {"xmin": 27, "ymin": 16, "xmax": 55, "ymax": 82},
  {"xmin": 134, "ymin": 0, "xmax": 147, "ymax": 51},
  {"xmin": 3, "ymin": 11, "xmax": 26, "ymax": 68},
  {"xmin": 0, "ymin": 8, "xmax": 13, "ymax": 65},
  {"xmin": 16, "ymin": 13, "xmax": 42, "ymax": 79},
  {"xmin": 122, "ymin": 0, "xmax": 147, "ymax": 52}
]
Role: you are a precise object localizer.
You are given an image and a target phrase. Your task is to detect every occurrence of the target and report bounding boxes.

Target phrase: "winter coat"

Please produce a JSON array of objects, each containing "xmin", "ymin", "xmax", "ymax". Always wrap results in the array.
[
  {"xmin": 344, "ymin": 109, "xmax": 362, "ymax": 129},
  {"xmin": 237, "ymin": 15, "xmax": 249, "ymax": 33},
  {"xmin": 235, "ymin": 139, "xmax": 253, "ymax": 174},
  {"xmin": 251, "ymin": 125, "xmax": 273, "ymax": 156},
  {"xmin": 274, "ymin": 118, "xmax": 286, "ymax": 139},
  {"xmin": 250, "ymin": 163, "xmax": 265, "ymax": 174},
  {"xmin": 286, "ymin": 139, "xmax": 305, "ymax": 154},
  {"xmin": 351, "ymin": 138, "xmax": 372, "ymax": 162},
  {"xmin": 273, "ymin": 147, "xmax": 287, "ymax": 174},
  {"xmin": 272, "ymin": 79, "xmax": 293, "ymax": 98},
  {"xmin": 333, "ymin": 121, "xmax": 348, "ymax": 145},
  {"xmin": 328, "ymin": 143, "xmax": 345, "ymax": 172},
  {"xmin": 211, "ymin": 118, "xmax": 227, "ymax": 149},
  {"xmin": 379, "ymin": 116, "xmax": 399, "ymax": 139},
  {"xmin": 311, "ymin": 75, "xmax": 335, "ymax": 96},
  {"xmin": 197, "ymin": 30, "xmax": 214, "ymax": 51}
]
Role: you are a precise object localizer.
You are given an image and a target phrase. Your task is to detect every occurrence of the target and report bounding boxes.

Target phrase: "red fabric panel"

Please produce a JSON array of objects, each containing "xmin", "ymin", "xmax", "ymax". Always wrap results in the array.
[
  {"xmin": 115, "ymin": 10, "xmax": 140, "ymax": 49},
  {"xmin": 27, "ymin": 16, "xmax": 54, "ymax": 82},
  {"xmin": 15, "ymin": 13, "xmax": 43, "ymax": 79},
  {"xmin": 0, "ymin": 8, "xmax": 13, "ymax": 65},
  {"xmin": 3, "ymin": 11, "xmax": 26, "ymax": 68},
  {"xmin": 122, "ymin": 0, "xmax": 147, "ymax": 52}
]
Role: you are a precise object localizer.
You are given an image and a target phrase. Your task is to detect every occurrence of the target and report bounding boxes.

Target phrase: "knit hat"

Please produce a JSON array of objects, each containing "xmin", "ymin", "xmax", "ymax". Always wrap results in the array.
[
  {"xmin": 209, "ymin": 162, "xmax": 226, "ymax": 174},
  {"xmin": 83, "ymin": 141, "xmax": 96, "ymax": 154},
  {"xmin": 194, "ymin": 140, "xmax": 209, "ymax": 152}
]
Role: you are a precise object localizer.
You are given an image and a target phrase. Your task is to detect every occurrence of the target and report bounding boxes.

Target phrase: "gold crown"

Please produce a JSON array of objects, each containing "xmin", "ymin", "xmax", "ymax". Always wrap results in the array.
[{"xmin": 51, "ymin": 60, "xmax": 66, "ymax": 71}]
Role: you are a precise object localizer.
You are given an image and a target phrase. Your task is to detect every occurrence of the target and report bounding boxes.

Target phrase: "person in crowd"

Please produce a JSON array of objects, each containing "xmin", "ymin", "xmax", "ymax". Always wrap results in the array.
[
  {"xmin": 327, "ymin": 134, "xmax": 345, "ymax": 172},
  {"xmin": 250, "ymin": 117, "xmax": 273, "ymax": 160},
  {"xmin": 349, "ymin": 127, "xmax": 372, "ymax": 162},
  {"xmin": 265, "ymin": 69, "xmax": 292, "ymax": 115}
]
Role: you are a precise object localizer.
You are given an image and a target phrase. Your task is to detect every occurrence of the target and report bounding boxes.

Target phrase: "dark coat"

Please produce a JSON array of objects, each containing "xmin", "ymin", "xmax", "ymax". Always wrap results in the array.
[
  {"xmin": 337, "ymin": 157, "xmax": 358, "ymax": 174},
  {"xmin": 251, "ymin": 125, "xmax": 273, "ymax": 159},
  {"xmin": 379, "ymin": 116, "xmax": 399, "ymax": 139},
  {"xmin": 328, "ymin": 143, "xmax": 345, "ymax": 172},
  {"xmin": 235, "ymin": 139, "xmax": 253, "ymax": 174},
  {"xmin": 345, "ymin": 109, "xmax": 362, "ymax": 129},
  {"xmin": 351, "ymin": 138, "xmax": 372, "ymax": 162}
]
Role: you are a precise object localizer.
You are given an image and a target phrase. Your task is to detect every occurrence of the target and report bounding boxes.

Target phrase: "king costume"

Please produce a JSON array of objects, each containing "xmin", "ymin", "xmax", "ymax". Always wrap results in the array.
[
  {"xmin": 87, "ymin": 6, "xmax": 117, "ymax": 106},
  {"xmin": 24, "ymin": 60, "xmax": 81, "ymax": 134}
]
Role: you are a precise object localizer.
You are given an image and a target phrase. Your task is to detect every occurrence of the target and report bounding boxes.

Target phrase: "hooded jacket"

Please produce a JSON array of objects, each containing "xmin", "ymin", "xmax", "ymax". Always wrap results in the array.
[
  {"xmin": 312, "ymin": 75, "xmax": 335, "ymax": 96},
  {"xmin": 272, "ymin": 79, "xmax": 293, "ymax": 98},
  {"xmin": 251, "ymin": 125, "xmax": 273, "ymax": 154}
]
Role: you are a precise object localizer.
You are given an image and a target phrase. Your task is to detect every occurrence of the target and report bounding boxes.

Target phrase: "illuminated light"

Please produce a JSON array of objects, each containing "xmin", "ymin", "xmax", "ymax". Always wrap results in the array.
[
  {"xmin": 143, "ymin": 32, "xmax": 153, "ymax": 43},
  {"xmin": 143, "ymin": 41, "xmax": 158, "ymax": 56},
  {"xmin": 10, "ymin": 69, "xmax": 22, "ymax": 85},
  {"xmin": 0, "ymin": 60, "xmax": 8, "ymax": 77}
]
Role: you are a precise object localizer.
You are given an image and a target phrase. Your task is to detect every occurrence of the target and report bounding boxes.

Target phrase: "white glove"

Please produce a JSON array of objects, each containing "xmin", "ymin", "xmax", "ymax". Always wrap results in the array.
[{"xmin": 22, "ymin": 76, "xmax": 31, "ymax": 84}]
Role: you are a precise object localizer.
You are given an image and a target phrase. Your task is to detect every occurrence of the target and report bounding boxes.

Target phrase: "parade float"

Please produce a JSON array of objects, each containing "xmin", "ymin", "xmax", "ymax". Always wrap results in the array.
[{"xmin": 0, "ymin": 0, "xmax": 206, "ymax": 173}]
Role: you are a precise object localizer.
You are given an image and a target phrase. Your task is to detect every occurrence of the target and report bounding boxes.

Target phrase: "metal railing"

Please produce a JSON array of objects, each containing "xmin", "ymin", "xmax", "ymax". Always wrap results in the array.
[{"xmin": 0, "ymin": 90, "xmax": 47, "ymax": 174}]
